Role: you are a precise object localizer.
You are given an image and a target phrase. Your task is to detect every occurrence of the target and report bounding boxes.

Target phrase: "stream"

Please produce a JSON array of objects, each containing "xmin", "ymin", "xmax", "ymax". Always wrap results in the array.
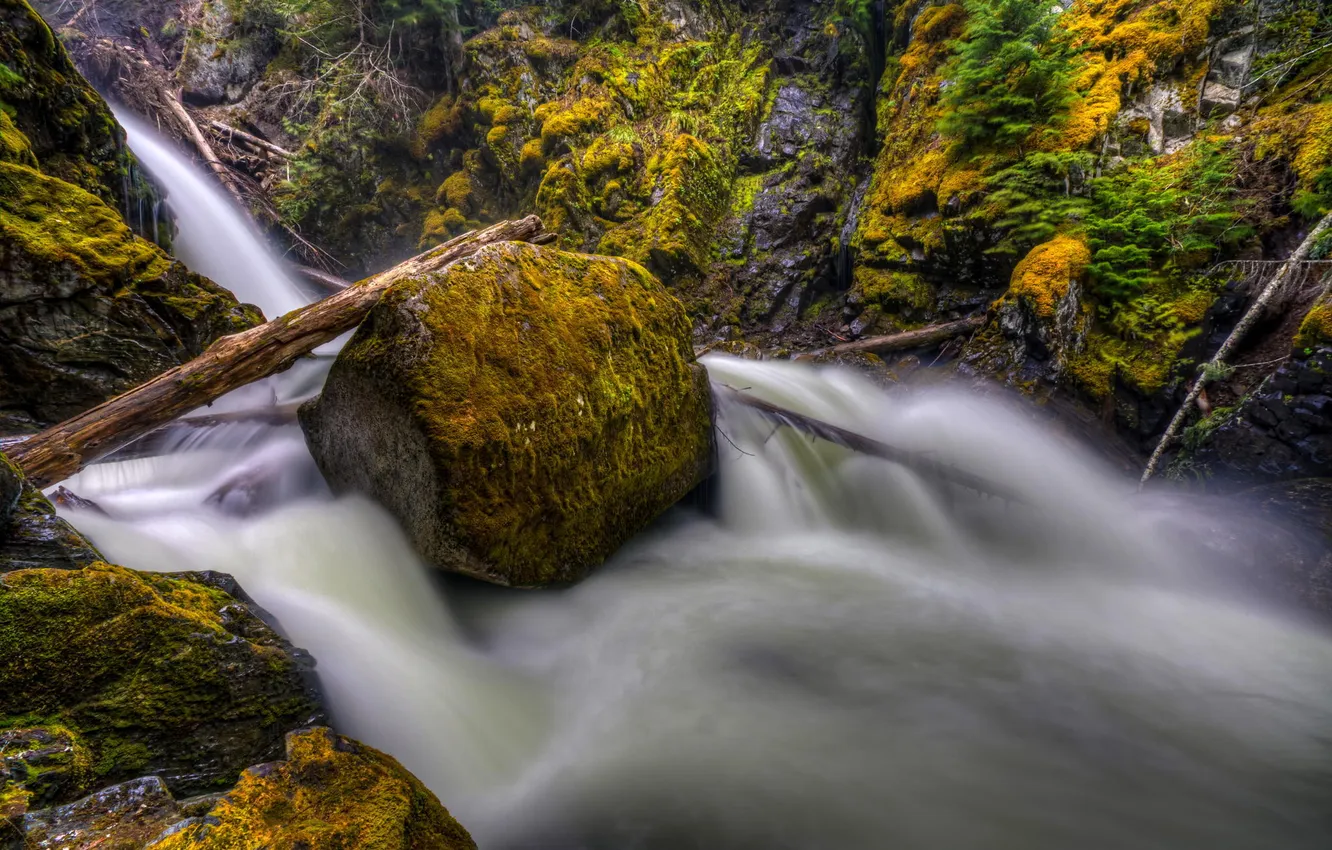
[{"xmin": 51, "ymin": 112, "xmax": 1332, "ymax": 850}]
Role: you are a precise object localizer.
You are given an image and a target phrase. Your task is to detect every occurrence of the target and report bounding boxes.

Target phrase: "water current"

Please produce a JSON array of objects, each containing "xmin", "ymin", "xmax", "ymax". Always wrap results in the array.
[{"xmin": 49, "ymin": 116, "xmax": 1332, "ymax": 850}]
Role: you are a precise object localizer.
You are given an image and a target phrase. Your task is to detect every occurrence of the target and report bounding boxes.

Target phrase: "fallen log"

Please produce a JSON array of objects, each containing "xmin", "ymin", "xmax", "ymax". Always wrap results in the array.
[
  {"xmin": 206, "ymin": 120, "xmax": 296, "ymax": 160},
  {"xmin": 801, "ymin": 316, "xmax": 984, "ymax": 359},
  {"xmin": 8, "ymin": 217, "xmax": 547, "ymax": 488},
  {"xmin": 716, "ymin": 384, "xmax": 1027, "ymax": 505},
  {"xmin": 161, "ymin": 90, "xmax": 249, "ymax": 207},
  {"xmin": 295, "ymin": 265, "xmax": 352, "ymax": 293}
]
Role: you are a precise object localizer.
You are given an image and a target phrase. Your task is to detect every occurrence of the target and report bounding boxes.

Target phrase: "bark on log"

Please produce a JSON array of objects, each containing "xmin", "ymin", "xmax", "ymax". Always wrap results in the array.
[
  {"xmin": 8, "ymin": 217, "xmax": 548, "ymax": 488},
  {"xmin": 803, "ymin": 316, "xmax": 984, "ymax": 358},
  {"xmin": 716, "ymin": 385, "xmax": 1027, "ymax": 504},
  {"xmin": 1139, "ymin": 210, "xmax": 1332, "ymax": 487},
  {"xmin": 206, "ymin": 120, "xmax": 296, "ymax": 160}
]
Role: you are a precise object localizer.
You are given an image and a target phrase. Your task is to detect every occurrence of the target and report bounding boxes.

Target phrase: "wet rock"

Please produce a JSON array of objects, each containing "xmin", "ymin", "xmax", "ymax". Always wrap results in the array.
[
  {"xmin": 0, "ymin": 158, "xmax": 262, "ymax": 432},
  {"xmin": 1200, "ymin": 81, "xmax": 1241, "ymax": 117},
  {"xmin": 0, "ymin": 562, "xmax": 325, "ymax": 803},
  {"xmin": 1178, "ymin": 345, "xmax": 1332, "ymax": 486},
  {"xmin": 20, "ymin": 775, "xmax": 186, "ymax": 848},
  {"xmin": 0, "ymin": 454, "xmax": 19, "ymax": 532},
  {"xmin": 0, "ymin": 478, "xmax": 102, "ymax": 572},
  {"xmin": 152, "ymin": 727, "xmax": 476, "ymax": 849},
  {"xmin": 302, "ymin": 242, "xmax": 714, "ymax": 587}
]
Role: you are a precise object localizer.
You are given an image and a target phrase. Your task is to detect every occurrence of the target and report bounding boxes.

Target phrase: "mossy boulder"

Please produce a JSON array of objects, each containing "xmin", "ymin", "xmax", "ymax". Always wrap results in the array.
[
  {"xmin": 301, "ymin": 242, "xmax": 714, "ymax": 587},
  {"xmin": 0, "ymin": 562, "xmax": 324, "ymax": 804},
  {"xmin": 153, "ymin": 727, "xmax": 476, "ymax": 849},
  {"xmin": 0, "ymin": 453, "xmax": 19, "ymax": 533}
]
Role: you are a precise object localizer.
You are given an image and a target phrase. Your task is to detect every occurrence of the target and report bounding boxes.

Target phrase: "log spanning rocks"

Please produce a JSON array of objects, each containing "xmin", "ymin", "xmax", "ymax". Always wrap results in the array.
[{"xmin": 301, "ymin": 242, "xmax": 715, "ymax": 587}]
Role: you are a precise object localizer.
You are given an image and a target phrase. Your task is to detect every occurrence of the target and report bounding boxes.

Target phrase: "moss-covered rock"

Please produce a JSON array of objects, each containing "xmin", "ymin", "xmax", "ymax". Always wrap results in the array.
[
  {"xmin": 0, "ymin": 562, "xmax": 324, "ymax": 803},
  {"xmin": 0, "ymin": 157, "xmax": 261, "ymax": 431},
  {"xmin": 301, "ymin": 241, "xmax": 714, "ymax": 586},
  {"xmin": 0, "ymin": 453, "xmax": 19, "ymax": 534},
  {"xmin": 0, "ymin": 0, "xmax": 135, "ymax": 208},
  {"xmin": 154, "ymin": 727, "xmax": 476, "ymax": 849}
]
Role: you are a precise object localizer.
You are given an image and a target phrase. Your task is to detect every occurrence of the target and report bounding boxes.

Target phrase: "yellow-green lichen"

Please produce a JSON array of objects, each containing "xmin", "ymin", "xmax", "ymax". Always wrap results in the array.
[
  {"xmin": 154, "ymin": 727, "xmax": 475, "ymax": 850},
  {"xmin": 1295, "ymin": 293, "xmax": 1332, "ymax": 351}
]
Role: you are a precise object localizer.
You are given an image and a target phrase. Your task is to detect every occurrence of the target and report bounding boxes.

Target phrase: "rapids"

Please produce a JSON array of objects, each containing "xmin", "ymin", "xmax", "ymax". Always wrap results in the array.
[{"xmin": 53, "ymin": 124, "xmax": 1332, "ymax": 849}]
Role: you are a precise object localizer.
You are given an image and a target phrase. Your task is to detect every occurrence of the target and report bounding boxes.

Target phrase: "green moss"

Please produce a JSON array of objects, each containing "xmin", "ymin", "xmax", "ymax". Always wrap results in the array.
[
  {"xmin": 597, "ymin": 133, "xmax": 730, "ymax": 276},
  {"xmin": 0, "ymin": 563, "xmax": 321, "ymax": 800},
  {"xmin": 1006, "ymin": 235, "xmax": 1091, "ymax": 317},
  {"xmin": 540, "ymin": 97, "xmax": 615, "ymax": 152},
  {"xmin": 332, "ymin": 242, "xmax": 714, "ymax": 586},
  {"xmin": 1295, "ymin": 294, "xmax": 1332, "ymax": 351},
  {"xmin": 0, "ymin": 161, "xmax": 168, "ymax": 287},
  {"xmin": 0, "ymin": 108, "xmax": 34, "ymax": 166},
  {"xmin": 855, "ymin": 267, "xmax": 934, "ymax": 313},
  {"xmin": 154, "ymin": 727, "xmax": 475, "ymax": 850}
]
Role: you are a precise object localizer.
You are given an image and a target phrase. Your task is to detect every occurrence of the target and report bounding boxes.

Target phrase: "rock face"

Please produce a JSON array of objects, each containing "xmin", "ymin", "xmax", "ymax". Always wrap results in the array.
[
  {"xmin": 0, "ymin": 561, "xmax": 325, "ymax": 805},
  {"xmin": 0, "ymin": 478, "xmax": 103, "ymax": 571},
  {"xmin": 12, "ymin": 728, "xmax": 476, "ymax": 850},
  {"xmin": 1, "ymin": 0, "xmax": 262, "ymax": 433},
  {"xmin": 153, "ymin": 727, "xmax": 477, "ymax": 849},
  {"xmin": 302, "ymin": 242, "xmax": 714, "ymax": 586}
]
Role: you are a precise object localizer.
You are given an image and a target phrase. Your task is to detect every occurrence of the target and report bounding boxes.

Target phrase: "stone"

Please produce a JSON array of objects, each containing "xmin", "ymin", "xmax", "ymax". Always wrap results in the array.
[
  {"xmin": 1201, "ymin": 81, "xmax": 1242, "ymax": 117},
  {"xmin": 175, "ymin": 0, "xmax": 280, "ymax": 106},
  {"xmin": 0, "ymin": 481, "xmax": 102, "ymax": 572},
  {"xmin": 301, "ymin": 242, "xmax": 714, "ymax": 587},
  {"xmin": 151, "ymin": 727, "xmax": 476, "ymax": 850},
  {"xmin": 0, "ymin": 562, "xmax": 325, "ymax": 804},
  {"xmin": 19, "ymin": 775, "xmax": 191, "ymax": 848}
]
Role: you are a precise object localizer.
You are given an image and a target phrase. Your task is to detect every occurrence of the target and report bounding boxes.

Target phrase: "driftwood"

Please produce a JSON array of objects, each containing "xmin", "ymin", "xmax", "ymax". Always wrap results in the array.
[
  {"xmin": 717, "ymin": 385, "xmax": 1027, "ymax": 505},
  {"xmin": 1140, "ymin": 210, "xmax": 1332, "ymax": 487},
  {"xmin": 8, "ymin": 217, "xmax": 547, "ymax": 488},
  {"xmin": 206, "ymin": 120, "xmax": 295, "ymax": 160},
  {"xmin": 804, "ymin": 316, "xmax": 984, "ymax": 358}
]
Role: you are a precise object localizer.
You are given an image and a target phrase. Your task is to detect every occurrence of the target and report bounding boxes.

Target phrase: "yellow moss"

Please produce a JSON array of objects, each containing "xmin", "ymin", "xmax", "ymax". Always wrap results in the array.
[
  {"xmin": 412, "ymin": 95, "xmax": 465, "ymax": 159},
  {"xmin": 154, "ymin": 728, "xmax": 475, "ymax": 850},
  {"xmin": 1050, "ymin": 0, "xmax": 1229, "ymax": 151},
  {"xmin": 519, "ymin": 138, "xmax": 545, "ymax": 173},
  {"xmin": 1295, "ymin": 294, "xmax": 1332, "ymax": 350},
  {"xmin": 597, "ymin": 133, "xmax": 729, "ymax": 275},
  {"xmin": 0, "ymin": 110, "xmax": 36, "ymax": 167},
  {"xmin": 435, "ymin": 171, "xmax": 474, "ymax": 213},
  {"xmin": 1007, "ymin": 235, "xmax": 1092, "ymax": 317},
  {"xmin": 0, "ymin": 161, "xmax": 169, "ymax": 286},
  {"xmin": 582, "ymin": 136, "xmax": 636, "ymax": 176},
  {"xmin": 1254, "ymin": 99, "xmax": 1332, "ymax": 188},
  {"xmin": 540, "ymin": 98, "xmax": 614, "ymax": 151},
  {"xmin": 420, "ymin": 208, "xmax": 467, "ymax": 248},
  {"xmin": 333, "ymin": 242, "xmax": 714, "ymax": 586}
]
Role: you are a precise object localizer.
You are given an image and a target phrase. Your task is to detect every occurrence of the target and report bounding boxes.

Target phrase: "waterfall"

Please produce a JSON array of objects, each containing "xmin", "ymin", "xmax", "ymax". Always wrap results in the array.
[
  {"xmin": 56, "ymin": 354, "xmax": 1332, "ymax": 850},
  {"xmin": 113, "ymin": 108, "xmax": 308, "ymax": 320}
]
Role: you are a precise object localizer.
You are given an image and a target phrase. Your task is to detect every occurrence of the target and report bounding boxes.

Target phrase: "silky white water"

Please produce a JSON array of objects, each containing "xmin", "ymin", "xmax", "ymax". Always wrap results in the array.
[
  {"xmin": 56, "ymin": 137, "xmax": 1332, "ymax": 847},
  {"xmin": 57, "ymin": 355, "xmax": 1332, "ymax": 849},
  {"xmin": 113, "ymin": 108, "xmax": 308, "ymax": 319}
]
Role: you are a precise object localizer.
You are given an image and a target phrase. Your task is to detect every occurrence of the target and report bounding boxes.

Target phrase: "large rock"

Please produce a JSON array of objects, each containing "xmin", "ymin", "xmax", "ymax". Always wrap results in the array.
[
  {"xmin": 153, "ymin": 727, "xmax": 476, "ymax": 849},
  {"xmin": 0, "ymin": 562, "xmax": 325, "ymax": 805},
  {"xmin": 301, "ymin": 242, "xmax": 714, "ymax": 586}
]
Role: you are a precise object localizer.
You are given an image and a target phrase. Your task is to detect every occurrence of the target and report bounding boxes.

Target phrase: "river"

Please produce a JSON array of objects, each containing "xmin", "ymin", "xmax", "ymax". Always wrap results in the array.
[{"xmin": 50, "ymin": 113, "xmax": 1332, "ymax": 850}]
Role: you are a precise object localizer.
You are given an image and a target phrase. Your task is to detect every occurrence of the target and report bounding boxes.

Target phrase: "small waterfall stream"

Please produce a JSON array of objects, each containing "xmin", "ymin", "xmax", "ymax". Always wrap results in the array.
[{"xmin": 49, "ymin": 122, "xmax": 1332, "ymax": 849}]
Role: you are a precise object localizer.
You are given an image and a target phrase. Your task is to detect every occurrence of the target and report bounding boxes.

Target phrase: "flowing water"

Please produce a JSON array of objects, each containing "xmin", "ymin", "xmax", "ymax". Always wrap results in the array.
[
  {"xmin": 113, "ymin": 109, "xmax": 309, "ymax": 319},
  {"xmin": 52, "ymin": 127, "xmax": 1332, "ymax": 849}
]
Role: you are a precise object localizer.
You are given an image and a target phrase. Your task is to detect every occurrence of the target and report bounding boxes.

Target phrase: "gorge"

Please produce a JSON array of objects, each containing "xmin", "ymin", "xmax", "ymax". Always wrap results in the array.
[{"xmin": 2, "ymin": 0, "xmax": 1332, "ymax": 847}]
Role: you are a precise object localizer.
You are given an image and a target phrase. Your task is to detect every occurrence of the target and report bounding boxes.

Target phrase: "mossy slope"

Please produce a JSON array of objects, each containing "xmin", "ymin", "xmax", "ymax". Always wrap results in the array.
[
  {"xmin": 155, "ymin": 727, "xmax": 476, "ymax": 850},
  {"xmin": 302, "ymin": 241, "xmax": 714, "ymax": 586},
  {"xmin": 0, "ymin": 561, "xmax": 323, "ymax": 803},
  {"xmin": 0, "ymin": 3, "xmax": 263, "ymax": 431}
]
